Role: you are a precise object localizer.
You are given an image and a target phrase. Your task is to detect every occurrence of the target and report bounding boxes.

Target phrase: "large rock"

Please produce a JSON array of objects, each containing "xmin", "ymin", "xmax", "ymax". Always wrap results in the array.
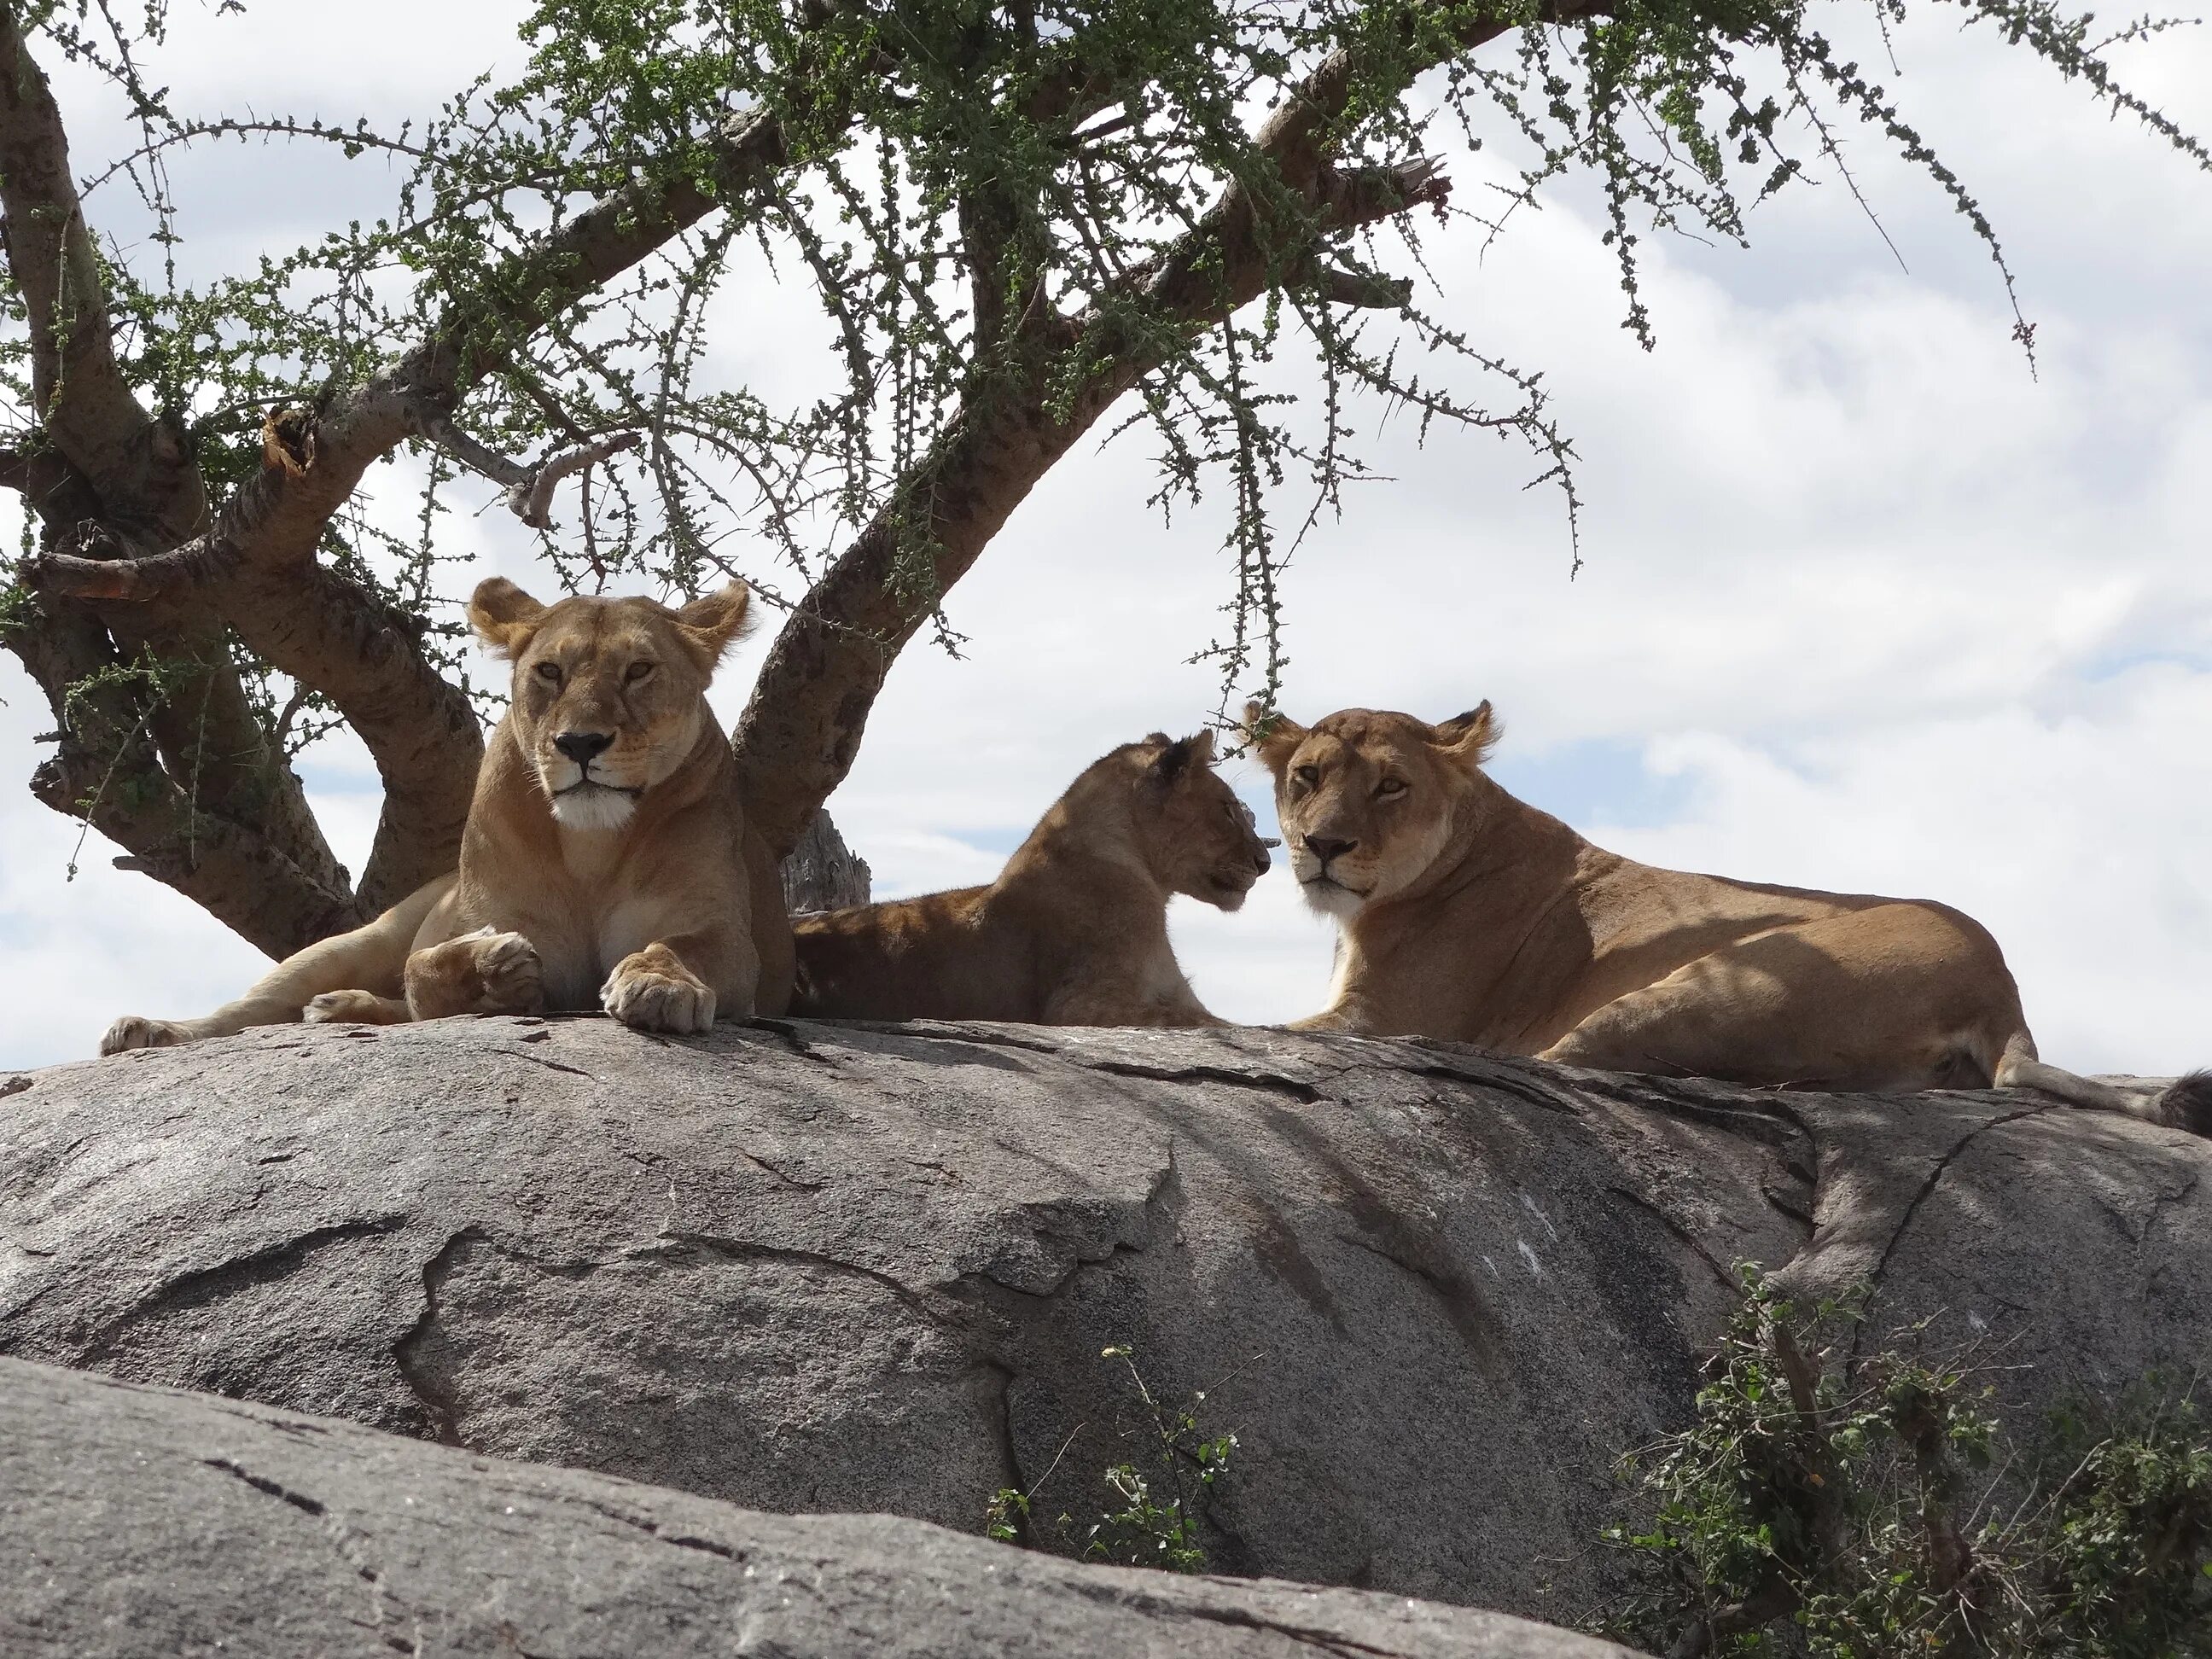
[
  {"xmin": 4, "ymin": 1019, "xmax": 2208, "ymax": 1620},
  {"xmin": 781, "ymin": 807, "xmax": 871, "ymax": 913},
  {"xmin": 0, "ymin": 1355, "xmax": 1630, "ymax": 1657}
]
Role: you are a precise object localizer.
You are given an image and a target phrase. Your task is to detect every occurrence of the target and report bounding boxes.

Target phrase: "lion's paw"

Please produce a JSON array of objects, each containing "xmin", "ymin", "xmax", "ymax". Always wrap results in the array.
[
  {"xmin": 99, "ymin": 1022, "xmax": 195, "ymax": 1057},
  {"xmin": 601, "ymin": 950, "xmax": 716, "ymax": 1034},
  {"xmin": 469, "ymin": 930, "xmax": 544, "ymax": 1013},
  {"xmin": 100, "ymin": 1016, "xmax": 192, "ymax": 1057},
  {"xmin": 305, "ymin": 991, "xmax": 399, "ymax": 1025}
]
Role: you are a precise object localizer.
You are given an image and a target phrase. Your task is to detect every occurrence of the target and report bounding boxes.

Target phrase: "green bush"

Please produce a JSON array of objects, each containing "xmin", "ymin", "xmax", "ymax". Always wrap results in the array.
[{"xmin": 1602, "ymin": 1266, "xmax": 2212, "ymax": 1658}]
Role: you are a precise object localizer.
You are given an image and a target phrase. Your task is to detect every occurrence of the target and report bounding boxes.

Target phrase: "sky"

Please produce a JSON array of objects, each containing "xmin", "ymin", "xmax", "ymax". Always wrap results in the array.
[{"xmin": 3, "ymin": 2, "xmax": 2209, "ymax": 1074}]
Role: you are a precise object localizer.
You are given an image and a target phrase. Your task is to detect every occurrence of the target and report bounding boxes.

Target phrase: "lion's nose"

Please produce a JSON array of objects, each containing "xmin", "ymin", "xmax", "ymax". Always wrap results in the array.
[
  {"xmin": 1253, "ymin": 845, "xmax": 1273, "ymax": 874},
  {"xmin": 553, "ymin": 731, "xmax": 614, "ymax": 765},
  {"xmin": 1304, "ymin": 835, "xmax": 1355, "ymax": 865}
]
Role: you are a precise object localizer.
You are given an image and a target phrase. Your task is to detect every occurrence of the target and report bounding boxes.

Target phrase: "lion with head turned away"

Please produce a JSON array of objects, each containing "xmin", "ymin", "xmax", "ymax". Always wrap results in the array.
[
  {"xmin": 1245, "ymin": 699, "xmax": 2210, "ymax": 1132},
  {"xmin": 100, "ymin": 577, "xmax": 793, "ymax": 1052}
]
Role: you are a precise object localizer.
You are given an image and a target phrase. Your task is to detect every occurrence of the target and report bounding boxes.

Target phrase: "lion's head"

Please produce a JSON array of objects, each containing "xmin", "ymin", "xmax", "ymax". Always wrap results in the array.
[
  {"xmin": 468, "ymin": 577, "xmax": 754, "ymax": 831},
  {"xmin": 1124, "ymin": 729, "xmax": 1276, "ymax": 911},
  {"xmin": 1241, "ymin": 701, "xmax": 1500, "ymax": 917}
]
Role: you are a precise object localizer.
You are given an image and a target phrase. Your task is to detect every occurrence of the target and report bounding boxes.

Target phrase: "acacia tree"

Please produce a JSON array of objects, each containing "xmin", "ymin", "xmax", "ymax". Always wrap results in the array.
[{"xmin": 0, "ymin": 0, "xmax": 2201, "ymax": 957}]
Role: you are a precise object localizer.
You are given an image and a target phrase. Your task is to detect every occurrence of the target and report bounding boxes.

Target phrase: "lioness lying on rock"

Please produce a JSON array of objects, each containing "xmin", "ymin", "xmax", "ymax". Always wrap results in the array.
[
  {"xmin": 790, "ymin": 730, "xmax": 1273, "ymax": 1026},
  {"xmin": 101, "ymin": 578, "xmax": 792, "ymax": 1052},
  {"xmin": 1249, "ymin": 700, "xmax": 2211, "ymax": 1132}
]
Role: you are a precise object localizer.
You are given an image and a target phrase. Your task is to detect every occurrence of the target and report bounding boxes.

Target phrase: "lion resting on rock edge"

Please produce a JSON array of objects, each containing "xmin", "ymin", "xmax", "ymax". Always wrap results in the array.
[
  {"xmin": 791, "ymin": 729, "xmax": 1274, "ymax": 1027},
  {"xmin": 1246, "ymin": 700, "xmax": 2212, "ymax": 1132},
  {"xmin": 101, "ymin": 577, "xmax": 793, "ymax": 1053}
]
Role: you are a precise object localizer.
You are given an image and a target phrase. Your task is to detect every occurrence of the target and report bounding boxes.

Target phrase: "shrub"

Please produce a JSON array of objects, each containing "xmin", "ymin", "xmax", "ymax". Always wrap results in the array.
[{"xmin": 1603, "ymin": 1266, "xmax": 2212, "ymax": 1658}]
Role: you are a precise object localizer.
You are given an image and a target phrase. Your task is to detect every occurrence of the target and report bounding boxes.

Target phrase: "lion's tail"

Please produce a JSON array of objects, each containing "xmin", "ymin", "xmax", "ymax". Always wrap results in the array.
[{"xmin": 1989, "ymin": 1030, "xmax": 2212, "ymax": 1138}]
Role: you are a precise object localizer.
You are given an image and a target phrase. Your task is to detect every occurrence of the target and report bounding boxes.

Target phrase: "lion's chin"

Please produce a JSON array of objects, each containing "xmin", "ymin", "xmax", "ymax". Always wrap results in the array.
[
  {"xmin": 550, "ymin": 785, "xmax": 638, "ymax": 833},
  {"xmin": 1299, "ymin": 877, "xmax": 1367, "ymax": 920},
  {"xmin": 1204, "ymin": 876, "xmax": 1253, "ymax": 913}
]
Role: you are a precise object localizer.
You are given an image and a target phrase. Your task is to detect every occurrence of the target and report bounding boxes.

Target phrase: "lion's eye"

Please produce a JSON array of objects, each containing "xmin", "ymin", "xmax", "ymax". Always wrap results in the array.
[
  {"xmin": 626, "ymin": 661, "xmax": 655, "ymax": 683},
  {"xmin": 1294, "ymin": 765, "xmax": 1320, "ymax": 787},
  {"xmin": 534, "ymin": 661, "xmax": 562, "ymax": 684},
  {"xmin": 1375, "ymin": 778, "xmax": 1407, "ymax": 800}
]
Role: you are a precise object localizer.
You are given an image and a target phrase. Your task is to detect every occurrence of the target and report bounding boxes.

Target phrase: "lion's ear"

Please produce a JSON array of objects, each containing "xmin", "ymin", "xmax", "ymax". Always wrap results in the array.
[
  {"xmin": 1147, "ymin": 729, "xmax": 1216, "ymax": 786},
  {"xmin": 1430, "ymin": 701, "xmax": 1501, "ymax": 766},
  {"xmin": 1239, "ymin": 701, "xmax": 1307, "ymax": 777},
  {"xmin": 469, "ymin": 577, "xmax": 549, "ymax": 657},
  {"xmin": 672, "ymin": 581, "xmax": 754, "ymax": 665}
]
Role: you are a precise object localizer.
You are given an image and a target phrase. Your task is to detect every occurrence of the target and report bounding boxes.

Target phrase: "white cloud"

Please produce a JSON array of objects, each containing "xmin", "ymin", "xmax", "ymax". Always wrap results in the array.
[{"xmin": 3, "ymin": 8, "xmax": 2209, "ymax": 1077}]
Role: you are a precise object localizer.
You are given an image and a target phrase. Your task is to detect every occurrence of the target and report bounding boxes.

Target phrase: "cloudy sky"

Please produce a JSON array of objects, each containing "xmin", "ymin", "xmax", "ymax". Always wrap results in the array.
[{"xmin": 3, "ymin": 3, "xmax": 2208, "ymax": 1074}]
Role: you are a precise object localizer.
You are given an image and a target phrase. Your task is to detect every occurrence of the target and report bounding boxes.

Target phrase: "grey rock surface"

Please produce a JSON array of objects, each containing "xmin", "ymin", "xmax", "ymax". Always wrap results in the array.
[
  {"xmin": 0, "ymin": 1355, "xmax": 1633, "ymax": 1657},
  {"xmin": 4, "ymin": 1018, "xmax": 2208, "ymax": 1621}
]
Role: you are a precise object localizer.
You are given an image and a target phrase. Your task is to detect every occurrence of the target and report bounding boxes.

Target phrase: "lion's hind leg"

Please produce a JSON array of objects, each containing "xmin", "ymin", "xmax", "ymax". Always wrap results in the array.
[
  {"xmin": 97, "ymin": 874, "xmax": 457, "ymax": 1057},
  {"xmin": 1990, "ymin": 1030, "xmax": 2212, "ymax": 1137},
  {"xmin": 1537, "ymin": 905, "xmax": 2006, "ymax": 1092}
]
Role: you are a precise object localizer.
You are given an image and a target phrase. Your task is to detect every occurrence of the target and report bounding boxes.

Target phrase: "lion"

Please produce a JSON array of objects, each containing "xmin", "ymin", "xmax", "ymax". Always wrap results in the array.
[
  {"xmin": 99, "ymin": 577, "xmax": 794, "ymax": 1052},
  {"xmin": 1244, "ymin": 700, "xmax": 2211, "ymax": 1132},
  {"xmin": 789, "ymin": 729, "xmax": 1274, "ymax": 1027}
]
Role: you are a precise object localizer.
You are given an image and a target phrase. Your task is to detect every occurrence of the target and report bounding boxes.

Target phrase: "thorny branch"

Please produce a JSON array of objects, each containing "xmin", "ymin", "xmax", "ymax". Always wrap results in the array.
[{"xmin": 1, "ymin": 0, "xmax": 2204, "ymax": 940}]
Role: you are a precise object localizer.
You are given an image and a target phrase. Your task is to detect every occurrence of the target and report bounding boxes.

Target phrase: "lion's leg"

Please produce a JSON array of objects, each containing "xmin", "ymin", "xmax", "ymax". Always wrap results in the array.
[
  {"xmin": 1537, "ymin": 905, "xmax": 2003, "ymax": 1091},
  {"xmin": 101, "ymin": 875, "xmax": 457, "ymax": 1057},
  {"xmin": 1043, "ymin": 980, "xmax": 1224, "ymax": 1028},
  {"xmin": 1041, "ymin": 946, "xmax": 1227, "ymax": 1028},
  {"xmin": 403, "ymin": 928, "xmax": 546, "ymax": 1021},
  {"xmin": 1286, "ymin": 1008, "xmax": 1364, "ymax": 1033},
  {"xmin": 302, "ymin": 990, "xmax": 415, "ymax": 1026}
]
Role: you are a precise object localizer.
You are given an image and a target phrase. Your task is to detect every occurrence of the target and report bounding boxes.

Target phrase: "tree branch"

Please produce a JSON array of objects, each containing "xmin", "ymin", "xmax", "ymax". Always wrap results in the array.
[
  {"xmin": 18, "ymin": 67, "xmax": 834, "ymax": 918},
  {"xmin": 0, "ymin": 9, "xmax": 203, "ymax": 544},
  {"xmin": 0, "ymin": 9, "xmax": 351, "ymax": 930},
  {"xmin": 426, "ymin": 422, "xmax": 645, "ymax": 529},
  {"xmin": 1318, "ymin": 265, "xmax": 1417, "ymax": 309},
  {"xmin": 0, "ymin": 444, "xmax": 103, "ymax": 525},
  {"xmin": 10, "ymin": 599, "xmax": 368, "ymax": 956},
  {"xmin": 732, "ymin": 3, "xmax": 1580, "ymax": 855},
  {"xmin": 224, "ymin": 562, "xmax": 484, "ymax": 912},
  {"xmin": 29, "ymin": 733, "xmax": 365, "ymax": 956}
]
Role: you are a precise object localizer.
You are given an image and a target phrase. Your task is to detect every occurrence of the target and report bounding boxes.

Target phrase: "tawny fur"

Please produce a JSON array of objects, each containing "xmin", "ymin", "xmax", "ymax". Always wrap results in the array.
[
  {"xmin": 1245, "ymin": 701, "xmax": 2209, "ymax": 1134},
  {"xmin": 791, "ymin": 730, "xmax": 1272, "ymax": 1027},
  {"xmin": 99, "ymin": 579, "xmax": 793, "ymax": 1055}
]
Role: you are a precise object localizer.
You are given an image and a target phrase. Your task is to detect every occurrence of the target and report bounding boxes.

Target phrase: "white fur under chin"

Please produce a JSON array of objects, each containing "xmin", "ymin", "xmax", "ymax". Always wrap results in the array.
[
  {"xmin": 551, "ymin": 788, "xmax": 637, "ymax": 832},
  {"xmin": 1300, "ymin": 879, "xmax": 1366, "ymax": 919}
]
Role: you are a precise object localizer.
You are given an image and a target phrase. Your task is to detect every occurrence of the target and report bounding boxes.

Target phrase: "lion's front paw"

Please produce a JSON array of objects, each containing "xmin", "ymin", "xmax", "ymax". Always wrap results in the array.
[
  {"xmin": 100, "ymin": 1016, "xmax": 192, "ymax": 1057},
  {"xmin": 469, "ymin": 929, "xmax": 544, "ymax": 1013},
  {"xmin": 601, "ymin": 947, "xmax": 716, "ymax": 1033}
]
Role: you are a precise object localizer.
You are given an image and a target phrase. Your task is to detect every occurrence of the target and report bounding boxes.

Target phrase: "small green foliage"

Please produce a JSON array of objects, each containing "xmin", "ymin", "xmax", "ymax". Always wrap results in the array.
[
  {"xmin": 1601, "ymin": 1264, "xmax": 2212, "ymax": 1657},
  {"xmin": 984, "ymin": 1481, "xmax": 1032, "ymax": 1545},
  {"xmin": 985, "ymin": 1343, "xmax": 1241, "ymax": 1575}
]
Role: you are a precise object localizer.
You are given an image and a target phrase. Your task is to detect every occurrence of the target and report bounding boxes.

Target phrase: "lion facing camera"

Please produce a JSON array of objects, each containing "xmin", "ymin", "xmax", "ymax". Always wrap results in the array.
[{"xmin": 99, "ymin": 577, "xmax": 792, "ymax": 1052}]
